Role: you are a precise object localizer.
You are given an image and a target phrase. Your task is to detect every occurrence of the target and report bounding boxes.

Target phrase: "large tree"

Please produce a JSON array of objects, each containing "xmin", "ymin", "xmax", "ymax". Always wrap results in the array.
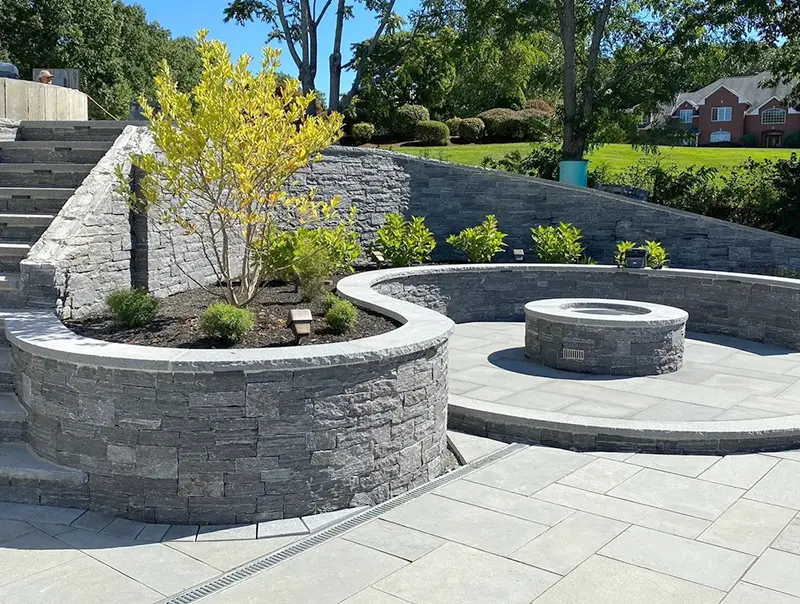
[
  {"xmin": 223, "ymin": 0, "xmax": 404, "ymax": 112},
  {"xmin": 0, "ymin": 0, "xmax": 202, "ymax": 119}
]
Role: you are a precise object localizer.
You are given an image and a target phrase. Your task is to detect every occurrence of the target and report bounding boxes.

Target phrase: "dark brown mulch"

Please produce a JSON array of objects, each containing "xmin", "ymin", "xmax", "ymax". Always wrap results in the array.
[{"xmin": 65, "ymin": 282, "xmax": 399, "ymax": 349}]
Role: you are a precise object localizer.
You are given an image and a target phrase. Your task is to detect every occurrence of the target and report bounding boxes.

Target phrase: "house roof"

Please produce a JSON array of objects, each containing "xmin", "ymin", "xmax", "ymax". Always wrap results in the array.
[{"xmin": 667, "ymin": 72, "xmax": 798, "ymax": 117}]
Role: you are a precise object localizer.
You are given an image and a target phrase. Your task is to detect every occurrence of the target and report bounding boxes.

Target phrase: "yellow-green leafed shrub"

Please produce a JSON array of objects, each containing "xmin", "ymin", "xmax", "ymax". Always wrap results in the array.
[
  {"xmin": 447, "ymin": 215, "xmax": 507, "ymax": 262},
  {"xmin": 374, "ymin": 214, "xmax": 436, "ymax": 267}
]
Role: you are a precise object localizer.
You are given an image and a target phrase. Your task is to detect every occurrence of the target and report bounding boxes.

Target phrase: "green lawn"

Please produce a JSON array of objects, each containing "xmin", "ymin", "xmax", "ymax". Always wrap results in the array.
[{"xmin": 386, "ymin": 142, "xmax": 797, "ymax": 175}]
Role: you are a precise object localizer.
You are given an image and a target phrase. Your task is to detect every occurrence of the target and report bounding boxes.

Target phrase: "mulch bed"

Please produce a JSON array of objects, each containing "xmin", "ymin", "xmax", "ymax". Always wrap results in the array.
[{"xmin": 65, "ymin": 282, "xmax": 399, "ymax": 349}]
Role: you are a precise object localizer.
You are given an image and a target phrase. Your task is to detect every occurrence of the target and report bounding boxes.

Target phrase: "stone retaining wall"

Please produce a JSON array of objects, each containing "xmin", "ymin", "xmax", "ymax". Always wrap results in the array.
[
  {"xmin": 373, "ymin": 264, "xmax": 800, "ymax": 351},
  {"xmin": 5, "ymin": 274, "xmax": 452, "ymax": 523},
  {"xmin": 299, "ymin": 147, "xmax": 800, "ymax": 274}
]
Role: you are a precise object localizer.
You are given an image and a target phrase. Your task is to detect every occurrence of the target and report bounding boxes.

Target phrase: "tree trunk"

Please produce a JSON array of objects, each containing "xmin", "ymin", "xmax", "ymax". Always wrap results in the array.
[
  {"xmin": 328, "ymin": 0, "xmax": 346, "ymax": 111},
  {"xmin": 557, "ymin": 0, "xmax": 583, "ymax": 161}
]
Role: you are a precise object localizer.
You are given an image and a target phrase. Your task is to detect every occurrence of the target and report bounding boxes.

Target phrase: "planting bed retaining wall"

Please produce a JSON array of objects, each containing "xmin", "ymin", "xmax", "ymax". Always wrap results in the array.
[{"xmin": 5, "ymin": 273, "xmax": 452, "ymax": 524}]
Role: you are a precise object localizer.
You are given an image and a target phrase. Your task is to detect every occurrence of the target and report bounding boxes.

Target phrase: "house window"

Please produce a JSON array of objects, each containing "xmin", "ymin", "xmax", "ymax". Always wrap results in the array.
[
  {"xmin": 710, "ymin": 130, "xmax": 731, "ymax": 143},
  {"xmin": 712, "ymin": 107, "xmax": 732, "ymax": 122},
  {"xmin": 762, "ymin": 108, "xmax": 786, "ymax": 124},
  {"xmin": 679, "ymin": 109, "xmax": 694, "ymax": 123}
]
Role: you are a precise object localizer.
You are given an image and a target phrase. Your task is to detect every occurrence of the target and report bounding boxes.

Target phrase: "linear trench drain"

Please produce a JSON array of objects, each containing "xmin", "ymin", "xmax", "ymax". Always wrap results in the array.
[{"xmin": 160, "ymin": 442, "xmax": 526, "ymax": 604}]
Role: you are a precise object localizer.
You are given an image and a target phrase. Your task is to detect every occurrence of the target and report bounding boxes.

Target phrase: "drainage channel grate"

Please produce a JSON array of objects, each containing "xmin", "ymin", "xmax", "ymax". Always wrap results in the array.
[{"xmin": 160, "ymin": 442, "xmax": 526, "ymax": 604}]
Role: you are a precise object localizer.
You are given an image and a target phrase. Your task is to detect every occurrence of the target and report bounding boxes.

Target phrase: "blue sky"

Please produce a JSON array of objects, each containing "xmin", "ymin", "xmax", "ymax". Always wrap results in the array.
[{"xmin": 130, "ymin": 0, "xmax": 418, "ymax": 96}]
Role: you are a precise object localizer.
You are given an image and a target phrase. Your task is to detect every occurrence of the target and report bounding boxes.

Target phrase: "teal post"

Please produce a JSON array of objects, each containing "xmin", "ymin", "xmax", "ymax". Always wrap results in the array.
[{"xmin": 559, "ymin": 160, "xmax": 589, "ymax": 187}]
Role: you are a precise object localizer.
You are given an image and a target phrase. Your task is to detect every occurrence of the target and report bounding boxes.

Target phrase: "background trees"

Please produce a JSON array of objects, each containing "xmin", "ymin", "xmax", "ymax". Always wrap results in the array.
[{"xmin": 0, "ymin": 0, "xmax": 202, "ymax": 119}]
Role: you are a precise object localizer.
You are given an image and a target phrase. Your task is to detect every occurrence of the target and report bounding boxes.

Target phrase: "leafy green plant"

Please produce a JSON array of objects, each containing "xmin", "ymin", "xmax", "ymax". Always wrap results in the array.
[
  {"xmin": 445, "ymin": 117, "xmax": 464, "ymax": 133},
  {"xmin": 374, "ymin": 214, "xmax": 436, "ymax": 267},
  {"xmin": 739, "ymin": 134, "xmax": 759, "ymax": 147},
  {"xmin": 614, "ymin": 240, "xmax": 637, "ymax": 267},
  {"xmin": 106, "ymin": 288, "xmax": 160, "ymax": 328},
  {"xmin": 325, "ymin": 297, "xmax": 357, "ymax": 334},
  {"xmin": 394, "ymin": 104, "xmax": 429, "ymax": 138},
  {"xmin": 350, "ymin": 122, "xmax": 375, "ymax": 145},
  {"xmin": 530, "ymin": 222, "xmax": 586, "ymax": 264},
  {"xmin": 446, "ymin": 215, "xmax": 508, "ymax": 262},
  {"xmin": 458, "ymin": 118, "xmax": 485, "ymax": 143},
  {"xmin": 322, "ymin": 293, "xmax": 339, "ymax": 313},
  {"xmin": 644, "ymin": 240, "xmax": 669, "ymax": 268},
  {"xmin": 415, "ymin": 120, "xmax": 450, "ymax": 146},
  {"xmin": 200, "ymin": 303, "xmax": 255, "ymax": 342}
]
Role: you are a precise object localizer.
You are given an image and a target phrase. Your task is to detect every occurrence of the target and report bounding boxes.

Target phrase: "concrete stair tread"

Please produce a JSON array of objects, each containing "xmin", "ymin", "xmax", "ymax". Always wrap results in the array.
[
  {"xmin": 0, "ymin": 443, "xmax": 86, "ymax": 485},
  {"xmin": 0, "ymin": 243, "xmax": 31, "ymax": 252},
  {"xmin": 0, "ymin": 141, "xmax": 111, "ymax": 150},
  {"xmin": 19, "ymin": 120, "xmax": 139, "ymax": 128},
  {"xmin": 0, "ymin": 274, "xmax": 20, "ymax": 290},
  {"xmin": 0, "ymin": 213, "xmax": 55, "ymax": 226},
  {"xmin": 0, "ymin": 163, "xmax": 95, "ymax": 173},
  {"xmin": 0, "ymin": 187, "xmax": 74, "ymax": 198},
  {"xmin": 0, "ymin": 393, "xmax": 25, "ymax": 423}
]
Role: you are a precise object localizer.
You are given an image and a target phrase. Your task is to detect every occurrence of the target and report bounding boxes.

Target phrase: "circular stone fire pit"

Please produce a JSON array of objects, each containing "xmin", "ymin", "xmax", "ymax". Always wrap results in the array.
[{"xmin": 524, "ymin": 298, "xmax": 688, "ymax": 376}]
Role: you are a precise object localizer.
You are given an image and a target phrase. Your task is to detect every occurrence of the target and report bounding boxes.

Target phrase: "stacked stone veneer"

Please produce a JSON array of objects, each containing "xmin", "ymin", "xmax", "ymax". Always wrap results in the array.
[
  {"xmin": 375, "ymin": 265, "xmax": 800, "ymax": 351},
  {"xmin": 524, "ymin": 314, "xmax": 686, "ymax": 376},
  {"xmin": 25, "ymin": 129, "xmax": 800, "ymax": 318},
  {"xmin": 20, "ymin": 126, "xmax": 148, "ymax": 319},
  {"xmin": 10, "ymin": 339, "xmax": 448, "ymax": 524}
]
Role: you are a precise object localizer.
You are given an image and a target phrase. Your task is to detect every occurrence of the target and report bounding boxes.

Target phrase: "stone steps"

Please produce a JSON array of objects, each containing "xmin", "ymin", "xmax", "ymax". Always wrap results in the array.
[
  {"xmin": 0, "ymin": 393, "xmax": 26, "ymax": 442},
  {"xmin": 0, "ymin": 243, "xmax": 31, "ymax": 272},
  {"xmin": 0, "ymin": 442, "xmax": 89, "ymax": 508},
  {"xmin": 0, "ymin": 141, "xmax": 111, "ymax": 164},
  {"xmin": 0, "ymin": 187, "xmax": 74, "ymax": 215},
  {"xmin": 0, "ymin": 164, "xmax": 94, "ymax": 188},
  {"xmin": 18, "ymin": 120, "xmax": 136, "ymax": 142},
  {"xmin": 0, "ymin": 214, "xmax": 55, "ymax": 242}
]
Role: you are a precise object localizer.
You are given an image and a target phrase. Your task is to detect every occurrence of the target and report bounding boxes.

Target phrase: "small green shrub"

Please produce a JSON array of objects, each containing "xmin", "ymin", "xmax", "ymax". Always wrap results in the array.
[
  {"xmin": 644, "ymin": 240, "xmax": 669, "ymax": 268},
  {"xmin": 531, "ymin": 222, "xmax": 586, "ymax": 264},
  {"xmin": 458, "ymin": 118, "xmax": 485, "ymax": 143},
  {"xmin": 740, "ymin": 134, "xmax": 759, "ymax": 147},
  {"xmin": 447, "ymin": 215, "xmax": 507, "ymax": 262},
  {"xmin": 350, "ymin": 122, "xmax": 375, "ymax": 145},
  {"xmin": 784, "ymin": 132, "xmax": 800, "ymax": 149},
  {"xmin": 477, "ymin": 107, "xmax": 549, "ymax": 142},
  {"xmin": 322, "ymin": 293, "xmax": 339, "ymax": 313},
  {"xmin": 394, "ymin": 104, "xmax": 430, "ymax": 139},
  {"xmin": 374, "ymin": 213, "xmax": 436, "ymax": 267},
  {"xmin": 614, "ymin": 240, "xmax": 637, "ymax": 267},
  {"xmin": 200, "ymin": 303, "xmax": 255, "ymax": 342},
  {"xmin": 106, "ymin": 288, "xmax": 159, "ymax": 328},
  {"xmin": 415, "ymin": 120, "xmax": 450, "ymax": 146},
  {"xmin": 325, "ymin": 297, "xmax": 357, "ymax": 334},
  {"xmin": 445, "ymin": 117, "xmax": 464, "ymax": 134}
]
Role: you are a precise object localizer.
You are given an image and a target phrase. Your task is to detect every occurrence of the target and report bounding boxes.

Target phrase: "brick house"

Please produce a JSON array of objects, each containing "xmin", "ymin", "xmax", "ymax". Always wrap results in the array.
[{"xmin": 644, "ymin": 72, "xmax": 799, "ymax": 147}]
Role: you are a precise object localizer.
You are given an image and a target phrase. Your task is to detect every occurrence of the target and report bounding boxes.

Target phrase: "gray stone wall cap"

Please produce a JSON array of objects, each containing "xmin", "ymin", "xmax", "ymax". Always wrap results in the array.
[
  {"xmin": 524, "ymin": 297, "xmax": 689, "ymax": 327},
  {"xmin": 2, "ymin": 266, "xmax": 454, "ymax": 372},
  {"xmin": 451, "ymin": 395, "xmax": 800, "ymax": 441},
  {"xmin": 361, "ymin": 263, "xmax": 800, "ymax": 291}
]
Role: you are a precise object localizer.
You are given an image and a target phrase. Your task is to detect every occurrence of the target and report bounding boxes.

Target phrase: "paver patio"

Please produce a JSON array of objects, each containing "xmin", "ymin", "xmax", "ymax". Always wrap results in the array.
[
  {"xmin": 450, "ymin": 322, "xmax": 800, "ymax": 422},
  {"xmin": 3, "ymin": 435, "xmax": 800, "ymax": 603}
]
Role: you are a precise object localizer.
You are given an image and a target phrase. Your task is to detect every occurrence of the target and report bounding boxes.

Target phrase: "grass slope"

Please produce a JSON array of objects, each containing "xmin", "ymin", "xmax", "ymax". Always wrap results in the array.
[{"xmin": 387, "ymin": 142, "xmax": 797, "ymax": 175}]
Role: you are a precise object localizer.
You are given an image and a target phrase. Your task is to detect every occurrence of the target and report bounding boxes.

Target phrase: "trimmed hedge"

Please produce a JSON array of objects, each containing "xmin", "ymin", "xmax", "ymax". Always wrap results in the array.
[
  {"xmin": 445, "ymin": 117, "xmax": 464, "ymax": 134},
  {"xmin": 395, "ymin": 104, "xmax": 430, "ymax": 139},
  {"xmin": 785, "ymin": 132, "xmax": 800, "ymax": 149},
  {"xmin": 458, "ymin": 118, "xmax": 485, "ymax": 143},
  {"xmin": 740, "ymin": 134, "xmax": 759, "ymax": 147},
  {"xmin": 415, "ymin": 120, "xmax": 450, "ymax": 146},
  {"xmin": 476, "ymin": 107, "xmax": 548, "ymax": 142},
  {"xmin": 350, "ymin": 122, "xmax": 375, "ymax": 145}
]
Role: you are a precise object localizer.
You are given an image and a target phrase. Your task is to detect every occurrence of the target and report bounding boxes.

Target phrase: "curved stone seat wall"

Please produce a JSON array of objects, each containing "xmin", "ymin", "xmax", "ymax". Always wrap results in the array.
[
  {"xmin": 5, "ymin": 277, "xmax": 452, "ymax": 523},
  {"xmin": 373, "ymin": 265, "xmax": 800, "ymax": 351}
]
